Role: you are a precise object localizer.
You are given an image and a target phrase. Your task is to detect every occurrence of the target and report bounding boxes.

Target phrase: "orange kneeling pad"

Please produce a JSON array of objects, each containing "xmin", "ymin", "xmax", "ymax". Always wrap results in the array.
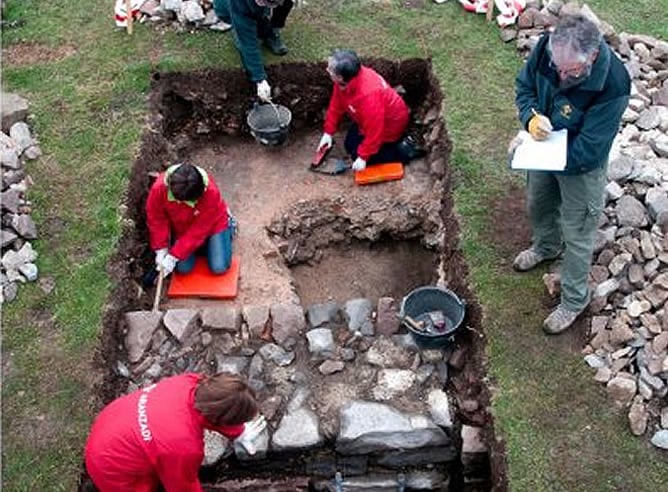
[
  {"xmin": 354, "ymin": 162, "xmax": 404, "ymax": 185},
  {"xmin": 167, "ymin": 256, "xmax": 240, "ymax": 299}
]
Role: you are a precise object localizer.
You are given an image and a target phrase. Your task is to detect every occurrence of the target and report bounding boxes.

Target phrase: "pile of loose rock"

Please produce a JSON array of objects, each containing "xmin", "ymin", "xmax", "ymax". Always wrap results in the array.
[
  {"xmin": 1, "ymin": 92, "xmax": 41, "ymax": 304},
  {"xmin": 133, "ymin": 0, "xmax": 222, "ymax": 30},
  {"xmin": 121, "ymin": 297, "xmax": 486, "ymax": 486},
  {"xmin": 504, "ymin": 1, "xmax": 668, "ymax": 449}
]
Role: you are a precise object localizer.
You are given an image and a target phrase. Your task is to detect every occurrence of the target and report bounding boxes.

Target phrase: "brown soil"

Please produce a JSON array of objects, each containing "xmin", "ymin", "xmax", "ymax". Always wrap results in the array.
[
  {"xmin": 89, "ymin": 59, "xmax": 506, "ymax": 491},
  {"xmin": 2, "ymin": 42, "xmax": 77, "ymax": 66}
]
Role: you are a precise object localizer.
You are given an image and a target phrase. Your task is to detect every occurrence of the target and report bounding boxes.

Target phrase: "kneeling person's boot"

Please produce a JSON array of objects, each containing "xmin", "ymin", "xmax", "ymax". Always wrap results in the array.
[
  {"xmin": 398, "ymin": 135, "xmax": 426, "ymax": 163},
  {"xmin": 264, "ymin": 28, "xmax": 288, "ymax": 56}
]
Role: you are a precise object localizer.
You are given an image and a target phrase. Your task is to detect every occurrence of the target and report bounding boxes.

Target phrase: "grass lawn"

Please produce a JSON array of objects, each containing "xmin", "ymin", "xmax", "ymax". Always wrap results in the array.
[{"xmin": 1, "ymin": 1, "xmax": 667, "ymax": 490}]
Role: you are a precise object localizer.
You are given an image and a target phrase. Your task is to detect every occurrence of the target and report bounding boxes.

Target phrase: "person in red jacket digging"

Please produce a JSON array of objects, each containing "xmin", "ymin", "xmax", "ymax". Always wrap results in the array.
[
  {"xmin": 316, "ymin": 49, "xmax": 425, "ymax": 172},
  {"xmin": 146, "ymin": 163, "xmax": 234, "ymax": 277},
  {"xmin": 84, "ymin": 372, "xmax": 266, "ymax": 492}
]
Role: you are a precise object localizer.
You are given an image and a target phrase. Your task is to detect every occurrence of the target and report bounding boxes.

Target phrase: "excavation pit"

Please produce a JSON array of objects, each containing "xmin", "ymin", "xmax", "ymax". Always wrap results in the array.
[{"xmin": 90, "ymin": 60, "xmax": 504, "ymax": 491}]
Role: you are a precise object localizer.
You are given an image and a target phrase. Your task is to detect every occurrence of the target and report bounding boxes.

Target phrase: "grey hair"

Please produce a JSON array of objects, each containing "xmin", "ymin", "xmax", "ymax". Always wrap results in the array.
[
  {"xmin": 328, "ymin": 49, "xmax": 361, "ymax": 83},
  {"xmin": 549, "ymin": 14, "xmax": 602, "ymax": 61}
]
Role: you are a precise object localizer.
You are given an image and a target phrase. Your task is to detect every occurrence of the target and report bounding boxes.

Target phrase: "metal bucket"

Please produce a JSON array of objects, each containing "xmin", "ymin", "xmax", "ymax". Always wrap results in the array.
[
  {"xmin": 400, "ymin": 286, "xmax": 466, "ymax": 349},
  {"xmin": 246, "ymin": 102, "xmax": 292, "ymax": 146}
]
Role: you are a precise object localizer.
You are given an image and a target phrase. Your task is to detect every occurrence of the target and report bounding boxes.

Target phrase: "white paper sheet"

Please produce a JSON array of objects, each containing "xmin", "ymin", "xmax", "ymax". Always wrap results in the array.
[{"xmin": 510, "ymin": 129, "xmax": 568, "ymax": 171}]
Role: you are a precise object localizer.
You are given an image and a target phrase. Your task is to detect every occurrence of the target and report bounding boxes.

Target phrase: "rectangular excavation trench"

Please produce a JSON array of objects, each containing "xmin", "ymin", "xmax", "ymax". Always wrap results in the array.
[{"xmin": 88, "ymin": 60, "xmax": 507, "ymax": 491}]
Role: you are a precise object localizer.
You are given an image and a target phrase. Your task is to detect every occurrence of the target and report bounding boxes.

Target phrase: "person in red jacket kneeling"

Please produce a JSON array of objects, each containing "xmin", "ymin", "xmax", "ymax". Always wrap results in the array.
[
  {"xmin": 85, "ymin": 372, "xmax": 266, "ymax": 492},
  {"xmin": 146, "ymin": 163, "xmax": 234, "ymax": 277},
  {"xmin": 316, "ymin": 49, "xmax": 425, "ymax": 172}
]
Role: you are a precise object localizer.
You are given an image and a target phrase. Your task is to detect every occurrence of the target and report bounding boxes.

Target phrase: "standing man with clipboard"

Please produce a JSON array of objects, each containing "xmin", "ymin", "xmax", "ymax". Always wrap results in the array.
[{"xmin": 512, "ymin": 14, "xmax": 630, "ymax": 335}]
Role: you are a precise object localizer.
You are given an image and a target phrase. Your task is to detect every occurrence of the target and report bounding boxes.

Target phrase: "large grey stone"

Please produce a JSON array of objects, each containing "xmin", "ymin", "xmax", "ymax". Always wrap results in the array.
[
  {"xmin": 628, "ymin": 399, "xmax": 648, "ymax": 436},
  {"xmin": 650, "ymin": 135, "xmax": 668, "ymax": 158},
  {"xmin": 461, "ymin": 425, "xmax": 487, "ymax": 454},
  {"xmin": 22, "ymin": 145, "xmax": 41, "ymax": 160},
  {"xmin": 636, "ymin": 107, "xmax": 661, "ymax": 130},
  {"xmin": 650, "ymin": 430, "xmax": 668, "ymax": 449},
  {"xmin": 606, "ymin": 376, "xmax": 637, "ymax": 407},
  {"xmin": 616, "ymin": 195, "xmax": 648, "ymax": 227},
  {"xmin": 427, "ymin": 389, "xmax": 453, "ymax": 429},
  {"xmin": 372, "ymin": 369, "xmax": 416, "ymax": 400},
  {"xmin": 163, "ymin": 309, "xmax": 199, "ymax": 342},
  {"xmin": 215, "ymin": 355, "xmax": 250, "ymax": 375},
  {"xmin": 180, "ymin": 0, "xmax": 204, "ymax": 22},
  {"xmin": 258, "ymin": 343, "xmax": 295, "ymax": 366},
  {"xmin": 18, "ymin": 262, "xmax": 38, "ymax": 281},
  {"xmin": 594, "ymin": 278, "xmax": 619, "ymax": 299},
  {"xmin": 201, "ymin": 307, "xmax": 240, "ymax": 332},
  {"xmin": 1, "ymin": 189, "xmax": 21, "ymax": 213},
  {"xmin": 1, "ymin": 93, "xmax": 29, "ymax": 132},
  {"xmin": 9, "ymin": 122, "xmax": 33, "ymax": 153},
  {"xmin": 3, "ymin": 282, "xmax": 18, "ymax": 302},
  {"xmin": 0, "ymin": 148, "xmax": 19, "ymax": 169},
  {"xmin": 607, "ymin": 155, "xmax": 635, "ymax": 182},
  {"xmin": 653, "ymin": 86, "xmax": 668, "ymax": 107},
  {"xmin": 272, "ymin": 407, "xmax": 322, "ymax": 450},
  {"xmin": 11, "ymin": 214, "xmax": 36, "ymax": 239},
  {"xmin": 270, "ymin": 302, "xmax": 305, "ymax": 348},
  {"xmin": 645, "ymin": 187, "xmax": 668, "ymax": 219},
  {"xmin": 345, "ymin": 298, "xmax": 374, "ymax": 335},
  {"xmin": 1, "ymin": 229, "xmax": 17, "ymax": 248},
  {"xmin": 366, "ymin": 336, "xmax": 413, "ymax": 369},
  {"xmin": 306, "ymin": 301, "xmax": 339, "ymax": 328},
  {"xmin": 125, "ymin": 311, "xmax": 163, "ymax": 363},
  {"xmin": 242, "ymin": 304, "xmax": 269, "ymax": 339},
  {"xmin": 336, "ymin": 401, "xmax": 449, "ymax": 455},
  {"xmin": 306, "ymin": 328, "xmax": 335, "ymax": 355}
]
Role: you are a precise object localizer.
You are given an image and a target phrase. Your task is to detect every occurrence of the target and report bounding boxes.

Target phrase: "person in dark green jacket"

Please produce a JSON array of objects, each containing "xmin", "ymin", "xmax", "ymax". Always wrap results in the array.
[
  {"xmin": 213, "ymin": 0, "xmax": 293, "ymax": 102},
  {"xmin": 512, "ymin": 14, "xmax": 630, "ymax": 335}
]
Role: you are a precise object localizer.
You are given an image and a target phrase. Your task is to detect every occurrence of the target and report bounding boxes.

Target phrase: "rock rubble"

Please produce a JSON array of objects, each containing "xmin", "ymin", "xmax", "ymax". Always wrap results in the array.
[{"xmin": 1, "ymin": 92, "xmax": 41, "ymax": 304}]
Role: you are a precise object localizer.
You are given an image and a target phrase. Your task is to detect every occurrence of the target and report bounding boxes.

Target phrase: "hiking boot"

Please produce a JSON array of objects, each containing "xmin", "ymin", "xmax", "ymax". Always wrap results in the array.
[
  {"xmin": 209, "ymin": 20, "xmax": 232, "ymax": 32},
  {"xmin": 513, "ymin": 247, "xmax": 560, "ymax": 272},
  {"xmin": 263, "ymin": 29, "xmax": 288, "ymax": 56},
  {"xmin": 397, "ymin": 135, "xmax": 426, "ymax": 162},
  {"xmin": 543, "ymin": 304, "xmax": 583, "ymax": 335}
]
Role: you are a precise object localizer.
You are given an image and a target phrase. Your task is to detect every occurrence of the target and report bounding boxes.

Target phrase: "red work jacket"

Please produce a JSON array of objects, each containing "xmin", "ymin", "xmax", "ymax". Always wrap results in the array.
[
  {"xmin": 85, "ymin": 373, "xmax": 245, "ymax": 492},
  {"xmin": 323, "ymin": 66, "xmax": 409, "ymax": 161},
  {"xmin": 146, "ymin": 166, "xmax": 229, "ymax": 260}
]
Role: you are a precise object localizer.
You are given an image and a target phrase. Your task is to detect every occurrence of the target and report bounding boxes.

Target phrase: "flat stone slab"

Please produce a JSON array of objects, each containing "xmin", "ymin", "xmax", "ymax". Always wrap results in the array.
[
  {"xmin": 1, "ymin": 92, "xmax": 29, "ymax": 132},
  {"xmin": 336, "ymin": 400, "xmax": 449, "ymax": 455},
  {"xmin": 345, "ymin": 298, "xmax": 374, "ymax": 335},
  {"xmin": 306, "ymin": 301, "xmax": 339, "ymax": 328},
  {"xmin": 272, "ymin": 407, "xmax": 323, "ymax": 451},
  {"xmin": 271, "ymin": 302, "xmax": 305, "ymax": 348},
  {"xmin": 125, "ymin": 311, "xmax": 163, "ymax": 363},
  {"xmin": 163, "ymin": 309, "xmax": 199, "ymax": 342},
  {"xmin": 306, "ymin": 327, "xmax": 335, "ymax": 355},
  {"xmin": 242, "ymin": 304, "xmax": 269, "ymax": 339},
  {"xmin": 201, "ymin": 307, "xmax": 240, "ymax": 332}
]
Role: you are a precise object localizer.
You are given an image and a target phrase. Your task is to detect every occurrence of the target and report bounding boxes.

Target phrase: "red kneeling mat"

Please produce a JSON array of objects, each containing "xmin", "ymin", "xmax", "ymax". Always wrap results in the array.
[
  {"xmin": 167, "ymin": 256, "xmax": 240, "ymax": 299},
  {"xmin": 354, "ymin": 162, "xmax": 404, "ymax": 185}
]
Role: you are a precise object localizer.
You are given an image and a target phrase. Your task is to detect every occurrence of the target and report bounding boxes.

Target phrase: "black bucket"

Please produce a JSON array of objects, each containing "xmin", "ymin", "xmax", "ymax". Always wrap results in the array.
[
  {"xmin": 400, "ymin": 286, "xmax": 466, "ymax": 349},
  {"xmin": 246, "ymin": 102, "xmax": 292, "ymax": 146}
]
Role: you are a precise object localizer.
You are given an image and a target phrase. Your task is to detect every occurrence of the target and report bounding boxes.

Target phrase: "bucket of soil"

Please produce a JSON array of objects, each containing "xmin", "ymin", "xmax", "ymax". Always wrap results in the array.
[
  {"xmin": 400, "ymin": 286, "xmax": 466, "ymax": 349},
  {"xmin": 247, "ymin": 102, "xmax": 292, "ymax": 146}
]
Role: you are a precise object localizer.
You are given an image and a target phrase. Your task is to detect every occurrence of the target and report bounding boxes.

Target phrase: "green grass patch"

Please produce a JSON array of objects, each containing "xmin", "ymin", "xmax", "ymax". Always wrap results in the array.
[{"xmin": 2, "ymin": 1, "xmax": 667, "ymax": 490}]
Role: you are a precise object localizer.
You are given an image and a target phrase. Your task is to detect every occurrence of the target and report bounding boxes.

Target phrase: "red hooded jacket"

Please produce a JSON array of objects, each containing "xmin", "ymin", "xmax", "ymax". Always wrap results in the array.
[
  {"xmin": 323, "ymin": 66, "xmax": 409, "ymax": 161},
  {"xmin": 85, "ymin": 373, "xmax": 245, "ymax": 492},
  {"xmin": 146, "ymin": 165, "xmax": 229, "ymax": 261}
]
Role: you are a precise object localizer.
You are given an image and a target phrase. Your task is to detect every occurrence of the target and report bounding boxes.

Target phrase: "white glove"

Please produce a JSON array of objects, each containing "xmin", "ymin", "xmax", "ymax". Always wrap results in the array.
[
  {"xmin": 256, "ymin": 80, "xmax": 271, "ymax": 102},
  {"xmin": 318, "ymin": 133, "xmax": 333, "ymax": 151},
  {"xmin": 155, "ymin": 248, "xmax": 168, "ymax": 267},
  {"xmin": 352, "ymin": 157, "xmax": 367, "ymax": 171},
  {"xmin": 236, "ymin": 415, "xmax": 267, "ymax": 455},
  {"xmin": 159, "ymin": 253, "xmax": 178, "ymax": 276}
]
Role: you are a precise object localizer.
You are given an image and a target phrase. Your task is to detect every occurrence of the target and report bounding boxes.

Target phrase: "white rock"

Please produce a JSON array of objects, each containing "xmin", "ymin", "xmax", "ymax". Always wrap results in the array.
[{"xmin": 650, "ymin": 430, "xmax": 668, "ymax": 449}]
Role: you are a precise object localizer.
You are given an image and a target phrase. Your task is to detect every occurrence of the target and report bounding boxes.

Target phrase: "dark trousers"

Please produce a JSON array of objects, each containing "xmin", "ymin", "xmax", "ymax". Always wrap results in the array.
[{"xmin": 344, "ymin": 123, "xmax": 405, "ymax": 165}]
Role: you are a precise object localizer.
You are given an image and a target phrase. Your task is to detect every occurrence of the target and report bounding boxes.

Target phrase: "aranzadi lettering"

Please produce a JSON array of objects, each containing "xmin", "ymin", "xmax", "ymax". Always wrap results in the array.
[{"xmin": 137, "ymin": 384, "xmax": 157, "ymax": 442}]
